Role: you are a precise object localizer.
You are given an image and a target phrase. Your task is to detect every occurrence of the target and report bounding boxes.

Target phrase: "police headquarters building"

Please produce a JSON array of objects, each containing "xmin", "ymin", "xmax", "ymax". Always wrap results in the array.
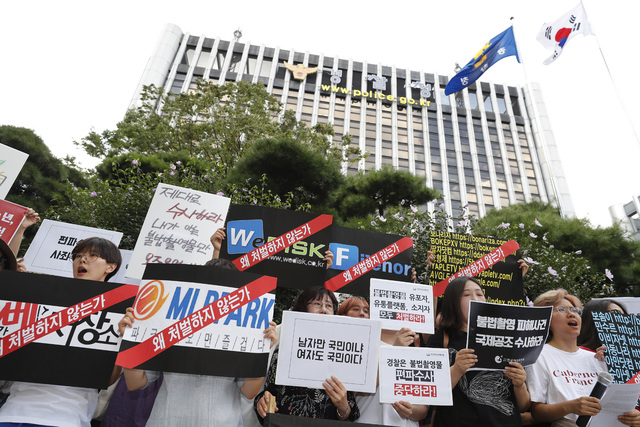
[{"xmin": 130, "ymin": 24, "xmax": 575, "ymax": 220}]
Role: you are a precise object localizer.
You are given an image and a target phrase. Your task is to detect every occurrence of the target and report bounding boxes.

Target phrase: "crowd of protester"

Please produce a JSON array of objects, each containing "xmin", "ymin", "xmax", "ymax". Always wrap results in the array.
[{"xmin": 1, "ymin": 213, "xmax": 640, "ymax": 427}]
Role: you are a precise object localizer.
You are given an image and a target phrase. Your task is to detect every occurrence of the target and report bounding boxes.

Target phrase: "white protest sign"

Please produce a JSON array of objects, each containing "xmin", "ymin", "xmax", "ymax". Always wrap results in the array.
[
  {"xmin": 0, "ymin": 143, "xmax": 29, "ymax": 200},
  {"xmin": 370, "ymin": 278, "xmax": 434, "ymax": 334},
  {"xmin": 276, "ymin": 311, "xmax": 381, "ymax": 393},
  {"xmin": 590, "ymin": 383, "xmax": 640, "ymax": 427},
  {"xmin": 126, "ymin": 184, "xmax": 231, "ymax": 280},
  {"xmin": 22, "ymin": 220, "xmax": 122, "ymax": 278},
  {"xmin": 109, "ymin": 250, "xmax": 139, "ymax": 285},
  {"xmin": 379, "ymin": 346, "xmax": 452, "ymax": 405}
]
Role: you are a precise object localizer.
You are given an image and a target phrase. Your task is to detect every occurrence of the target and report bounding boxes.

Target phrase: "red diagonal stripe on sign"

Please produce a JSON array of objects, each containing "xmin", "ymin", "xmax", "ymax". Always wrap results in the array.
[
  {"xmin": 116, "ymin": 275, "xmax": 277, "ymax": 369},
  {"xmin": 232, "ymin": 214, "xmax": 333, "ymax": 271},
  {"xmin": 0, "ymin": 284, "xmax": 139, "ymax": 358},
  {"xmin": 432, "ymin": 240, "xmax": 520, "ymax": 298},
  {"xmin": 324, "ymin": 236, "xmax": 414, "ymax": 292}
]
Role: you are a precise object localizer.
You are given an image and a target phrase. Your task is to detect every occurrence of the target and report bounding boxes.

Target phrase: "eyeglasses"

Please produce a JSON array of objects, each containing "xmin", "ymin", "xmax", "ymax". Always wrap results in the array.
[
  {"xmin": 71, "ymin": 253, "xmax": 103, "ymax": 264},
  {"xmin": 307, "ymin": 301, "xmax": 334, "ymax": 311},
  {"xmin": 555, "ymin": 305, "xmax": 582, "ymax": 316}
]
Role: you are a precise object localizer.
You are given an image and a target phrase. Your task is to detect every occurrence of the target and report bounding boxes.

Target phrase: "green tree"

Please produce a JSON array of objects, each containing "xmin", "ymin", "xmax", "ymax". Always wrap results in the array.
[
  {"xmin": 226, "ymin": 137, "xmax": 345, "ymax": 210},
  {"xmin": 472, "ymin": 202, "xmax": 629, "ymax": 300},
  {"xmin": 1, "ymin": 125, "xmax": 87, "ymax": 216},
  {"xmin": 336, "ymin": 166, "xmax": 439, "ymax": 219}
]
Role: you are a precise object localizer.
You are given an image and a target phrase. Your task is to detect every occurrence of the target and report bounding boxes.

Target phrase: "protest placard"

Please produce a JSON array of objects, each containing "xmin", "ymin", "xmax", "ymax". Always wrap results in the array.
[
  {"xmin": 264, "ymin": 413, "xmax": 386, "ymax": 427},
  {"xmin": 0, "ymin": 143, "xmax": 28, "ymax": 200},
  {"xmin": 0, "ymin": 270, "xmax": 136, "ymax": 388},
  {"xmin": 119, "ymin": 264, "xmax": 276, "ymax": 377},
  {"xmin": 22, "ymin": 219, "xmax": 122, "ymax": 278},
  {"xmin": 369, "ymin": 279, "xmax": 434, "ymax": 334},
  {"xmin": 220, "ymin": 205, "xmax": 332, "ymax": 289},
  {"xmin": 466, "ymin": 301, "xmax": 551, "ymax": 370},
  {"xmin": 592, "ymin": 311, "xmax": 640, "ymax": 383},
  {"xmin": 126, "ymin": 184, "xmax": 230, "ymax": 280},
  {"xmin": 0, "ymin": 200, "xmax": 27, "ymax": 244},
  {"xmin": 590, "ymin": 383, "xmax": 640, "ymax": 427},
  {"xmin": 429, "ymin": 231, "xmax": 524, "ymax": 304},
  {"xmin": 275, "ymin": 311, "xmax": 380, "ymax": 393},
  {"xmin": 378, "ymin": 346, "xmax": 452, "ymax": 405}
]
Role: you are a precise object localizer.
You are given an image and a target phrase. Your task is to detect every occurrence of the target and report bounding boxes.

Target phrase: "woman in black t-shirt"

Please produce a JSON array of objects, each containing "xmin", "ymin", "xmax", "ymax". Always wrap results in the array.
[{"xmin": 426, "ymin": 276, "xmax": 530, "ymax": 427}]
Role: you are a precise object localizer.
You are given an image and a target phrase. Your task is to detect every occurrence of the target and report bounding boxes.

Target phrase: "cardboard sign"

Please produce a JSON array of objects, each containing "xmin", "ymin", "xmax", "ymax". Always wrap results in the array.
[
  {"xmin": 22, "ymin": 220, "xmax": 122, "ymax": 278},
  {"xmin": 126, "ymin": 184, "xmax": 231, "ymax": 280},
  {"xmin": 378, "ymin": 346, "xmax": 452, "ymax": 405},
  {"xmin": 429, "ymin": 231, "xmax": 524, "ymax": 305},
  {"xmin": 0, "ymin": 199, "xmax": 27, "ymax": 244},
  {"xmin": 119, "ymin": 264, "xmax": 276, "ymax": 378},
  {"xmin": 467, "ymin": 301, "xmax": 552, "ymax": 370},
  {"xmin": 369, "ymin": 279, "xmax": 434, "ymax": 334},
  {"xmin": 0, "ymin": 143, "xmax": 28, "ymax": 200},
  {"xmin": 276, "ymin": 311, "xmax": 381, "ymax": 393},
  {"xmin": 0, "ymin": 271, "xmax": 135, "ymax": 388},
  {"xmin": 592, "ymin": 311, "xmax": 640, "ymax": 383}
]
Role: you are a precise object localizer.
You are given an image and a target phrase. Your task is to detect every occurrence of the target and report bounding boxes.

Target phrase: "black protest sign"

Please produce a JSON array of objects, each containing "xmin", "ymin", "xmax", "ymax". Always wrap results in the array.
[
  {"xmin": 0, "ymin": 271, "xmax": 135, "ymax": 389},
  {"xmin": 429, "ymin": 231, "xmax": 524, "ymax": 305},
  {"xmin": 220, "ymin": 205, "xmax": 413, "ymax": 295},
  {"xmin": 592, "ymin": 311, "xmax": 640, "ymax": 383},
  {"xmin": 264, "ymin": 413, "xmax": 385, "ymax": 427},
  {"xmin": 118, "ymin": 264, "xmax": 276, "ymax": 378},
  {"xmin": 220, "ymin": 205, "xmax": 331, "ymax": 290},
  {"xmin": 325, "ymin": 226, "xmax": 413, "ymax": 296},
  {"xmin": 467, "ymin": 301, "xmax": 552, "ymax": 370}
]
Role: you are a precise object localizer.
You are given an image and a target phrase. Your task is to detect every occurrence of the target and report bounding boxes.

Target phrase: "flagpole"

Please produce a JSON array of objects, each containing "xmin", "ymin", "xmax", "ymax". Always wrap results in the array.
[
  {"xmin": 582, "ymin": 0, "xmax": 640, "ymax": 147},
  {"xmin": 511, "ymin": 16, "xmax": 566, "ymax": 218}
]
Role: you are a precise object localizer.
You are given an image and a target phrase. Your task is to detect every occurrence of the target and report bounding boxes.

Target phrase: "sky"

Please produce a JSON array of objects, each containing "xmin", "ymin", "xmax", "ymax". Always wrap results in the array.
[{"xmin": 1, "ymin": 0, "xmax": 638, "ymax": 228}]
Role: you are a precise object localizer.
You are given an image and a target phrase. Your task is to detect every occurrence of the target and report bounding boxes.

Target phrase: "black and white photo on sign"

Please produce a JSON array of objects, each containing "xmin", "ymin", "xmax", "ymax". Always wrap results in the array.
[
  {"xmin": 22, "ymin": 220, "xmax": 122, "ymax": 278},
  {"xmin": 466, "ymin": 300, "xmax": 552, "ymax": 370},
  {"xmin": 275, "ymin": 311, "xmax": 381, "ymax": 393},
  {"xmin": 378, "ymin": 346, "xmax": 452, "ymax": 406},
  {"xmin": 369, "ymin": 278, "xmax": 434, "ymax": 334},
  {"xmin": 126, "ymin": 183, "xmax": 231, "ymax": 280},
  {"xmin": 120, "ymin": 265, "xmax": 275, "ymax": 378}
]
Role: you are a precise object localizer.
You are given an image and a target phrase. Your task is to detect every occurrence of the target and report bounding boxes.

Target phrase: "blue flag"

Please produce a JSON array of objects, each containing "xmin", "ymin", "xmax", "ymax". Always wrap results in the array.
[{"xmin": 444, "ymin": 26, "xmax": 520, "ymax": 96}]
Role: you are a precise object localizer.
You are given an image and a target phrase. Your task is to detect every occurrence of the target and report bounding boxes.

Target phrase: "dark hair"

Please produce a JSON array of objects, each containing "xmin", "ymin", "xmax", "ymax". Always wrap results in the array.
[
  {"xmin": 290, "ymin": 286, "xmax": 338, "ymax": 314},
  {"xmin": 204, "ymin": 258, "xmax": 238, "ymax": 271},
  {"xmin": 72, "ymin": 237, "xmax": 122, "ymax": 281},
  {"xmin": 337, "ymin": 296, "xmax": 369, "ymax": 316},
  {"xmin": 438, "ymin": 276, "xmax": 481, "ymax": 336},
  {"xmin": 578, "ymin": 299, "xmax": 628, "ymax": 351}
]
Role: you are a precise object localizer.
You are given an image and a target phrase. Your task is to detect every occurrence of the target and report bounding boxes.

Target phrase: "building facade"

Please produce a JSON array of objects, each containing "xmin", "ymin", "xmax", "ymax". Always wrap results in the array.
[
  {"xmin": 610, "ymin": 196, "xmax": 640, "ymax": 241},
  {"xmin": 130, "ymin": 24, "xmax": 575, "ymax": 220}
]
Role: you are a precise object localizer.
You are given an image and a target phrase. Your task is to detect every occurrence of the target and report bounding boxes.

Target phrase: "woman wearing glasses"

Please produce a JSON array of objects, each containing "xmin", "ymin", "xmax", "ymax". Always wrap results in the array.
[
  {"xmin": 526, "ymin": 289, "xmax": 640, "ymax": 426},
  {"xmin": 254, "ymin": 286, "xmax": 359, "ymax": 423},
  {"xmin": 0, "ymin": 237, "xmax": 121, "ymax": 427}
]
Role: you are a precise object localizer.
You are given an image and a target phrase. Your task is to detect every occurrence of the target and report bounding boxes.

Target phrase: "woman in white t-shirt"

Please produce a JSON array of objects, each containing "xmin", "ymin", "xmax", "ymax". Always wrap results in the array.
[{"xmin": 526, "ymin": 289, "xmax": 640, "ymax": 426}]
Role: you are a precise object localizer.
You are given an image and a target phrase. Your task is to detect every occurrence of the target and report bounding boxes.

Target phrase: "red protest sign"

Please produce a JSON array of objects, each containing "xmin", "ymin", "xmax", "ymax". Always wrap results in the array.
[{"xmin": 0, "ymin": 200, "xmax": 27, "ymax": 244}]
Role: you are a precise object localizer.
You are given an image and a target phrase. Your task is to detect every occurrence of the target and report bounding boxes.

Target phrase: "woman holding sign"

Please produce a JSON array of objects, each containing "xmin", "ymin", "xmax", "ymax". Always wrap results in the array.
[
  {"xmin": 526, "ymin": 289, "xmax": 640, "ymax": 426},
  {"xmin": 425, "ymin": 276, "xmax": 530, "ymax": 427},
  {"xmin": 254, "ymin": 286, "xmax": 360, "ymax": 423},
  {"xmin": 338, "ymin": 296, "xmax": 429, "ymax": 426},
  {"xmin": 0, "ymin": 237, "xmax": 122, "ymax": 427}
]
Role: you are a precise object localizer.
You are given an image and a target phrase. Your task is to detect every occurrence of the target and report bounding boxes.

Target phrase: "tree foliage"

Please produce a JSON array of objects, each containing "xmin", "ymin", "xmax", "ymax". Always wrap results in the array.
[
  {"xmin": 226, "ymin": 137, "xmax": 345, "ymax": 210},
  {"xmin": 336, "ymin": 166, "xmax": 439, "ymax": 219},
  {"xmin": 1, "ymin": 125, "xmax": 87, "ymax": 217},
  {"xmin": 473, "ymin": 202, "xmax": 640, "ymax": 297}
]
